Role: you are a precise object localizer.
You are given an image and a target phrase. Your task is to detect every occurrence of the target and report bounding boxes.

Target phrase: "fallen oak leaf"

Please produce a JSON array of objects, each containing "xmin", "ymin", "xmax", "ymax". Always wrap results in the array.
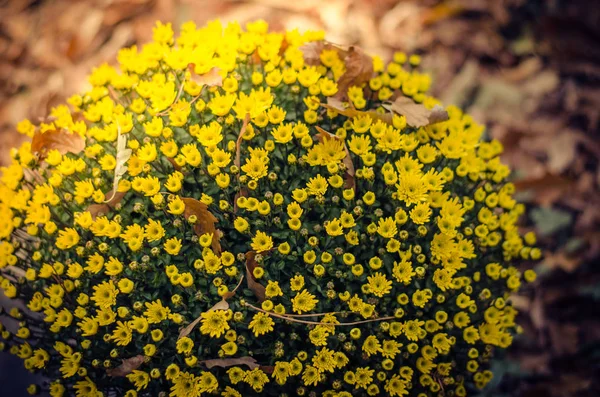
[
  {"xmin": 199, "ymin": 356, "xmax": 259, "ymax": 370},
  {"xmin": 245, "ymin": 251, "xmax": 266, "ymax": 303},
  {"xmin": 106, "ymin": 355, "xmax": 145, "ymax": 377},
  {"xmin": 300, "ymin": 42, "xmax": 374, "ymax": 100},
  {"xmin": 298, "ymin": 41, "xmax": 325, "ymax": 66},
  {"xmin": 384, "ymin": 96, "xmax": 449, "ymax": 127},
  {"xmin": 336, "ymin": 46, "xmax": 374, "ymax": 100},
  {"xmin": 320, "ymin": 97, "xmax": 360, "ymax": 119},
  {"xmin": 181, "ymin": 197, "xmax": 221, "ymax": 254},
  {"xmin": 315, "ymin": 126, "xmax": 355, "ymax": 190},
  {"xmin": 31, "ymin": 127, "xmax": 85, "ymax": 160}
]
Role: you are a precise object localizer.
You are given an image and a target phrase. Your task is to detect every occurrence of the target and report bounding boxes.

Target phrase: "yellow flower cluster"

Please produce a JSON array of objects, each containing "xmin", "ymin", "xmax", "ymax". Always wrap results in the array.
[{"xmin": 0, "ymin": 19, "xmax": 539, "ymax": 397}]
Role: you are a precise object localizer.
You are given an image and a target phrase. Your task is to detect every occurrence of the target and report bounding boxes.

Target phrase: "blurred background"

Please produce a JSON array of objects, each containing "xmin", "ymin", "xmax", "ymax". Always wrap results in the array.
[{"xmin": 1, "ymin": 0, "xmax": 599, "ymax": 396}]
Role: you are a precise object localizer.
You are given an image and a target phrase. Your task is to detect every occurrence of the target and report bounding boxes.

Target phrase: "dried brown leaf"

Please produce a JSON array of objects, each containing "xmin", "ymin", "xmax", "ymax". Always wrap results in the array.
[
  {"xmin": 513, "ymin": 174, "xmax": 575, "ymax": 207},
  {"xmin": 300, "ymin": 42, "xmax": 373, "ymax": 99},
  {"xmin": 31, "ymin": 128, "xmax": 85, "ymax": 159},
  {"xmin": 200, "ymin": 356, "xmax": 259, "ymax": 370},
  {"xmin": 233, "ymin": 189, "xmax": 248, "ymax": 214},
  {"xmin": 187, "ymin": 65, "xmax": 223, "ymax": 88},
  {"xmin": 106, "ymin": 127, "xmax": 131, "ymax": 203},
  {"xmin": 547, "ymin": 131, "xmax": 580, "ymax": 174},
  {"xmin": 385, "ymin": 96, "xmax": 449, "ymax": 127},
  {"xmin": 321, "ymin": 97, "xmax": 391, "ymax": 124},
  {"xmin": 178, "ymin": 316, "xmax": 202, "ymax": 340},
  {"xmin": 234, "ymin": 114, "xmax": 251, "ymax": 168},
  {"xmin": 260, "ymin": 365, "xmax": 275, "ymax": 374},
  {"xmin": 106, "ymin": 355, "xmax": 145, "ymax": 377},
  {"xmin": 298, "ymin": 41, "xmax": 325, "ymax": 66},
  {"xmin": 177, "ymin": 300, "xmax": 227, "ymax": 340},
  {"xmin": 429, "ymin": 105, "xmax": 450, "ymax": 125},
  {"xmin": 336, "ymin": 46, "xmax": 374, "ymax": 99},
  {"xmin": 245, "ymin": 252, "xmax": 266, "ymax": 302},
  {"xmin": 86, "ymin": 191, "xmax": 126, "ymax": 219},
  {"xmin": 315, "ymin": 126, "xmax": 355, "ymax": 190},
  {"xmin": 181, "ymin": 197, "xmax": 221, "ymax": 254}
]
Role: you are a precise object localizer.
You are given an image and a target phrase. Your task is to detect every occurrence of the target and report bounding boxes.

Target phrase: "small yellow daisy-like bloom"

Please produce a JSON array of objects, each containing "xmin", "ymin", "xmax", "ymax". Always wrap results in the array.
[
  {"xmin": 251, "ymin": 231, "xmax": 273, "ymax": 253},
  {"xmin": 176, "ymin": 336, "xmax": 194, "ymax": 355},
  {"xmin": 144, "ymin": 219, "xmax": 165, "ymax": 242},
  {"xmin": 55, "ymin": 228, "xmax": 80, "ymax": 250},
  {"xmin": 362, "ymin": 191, "xmax": 376, "ymax": 206},
  {"xmin": 200, "ymin": 310, "xmax": 230, "ymax": 338},
  {"xmin": 362, "ymin": 335, "xmax": 382, "ymax": 357},
  {"xmin": 241, "ymin": 155, "xmax": 268, "ymax": 180},
  {"xmin": 376, "ymin": 217, "xmax": 397, "ymax": 239},
  {"xmin": 234, "ymin": 217, "xmax": 249, "ymax": 232},
  {"xmin": 306, "ymin": 175, "xmax": 328, "ymax": 196},
  {"xmin": 286, "ymin": 202, "xmax": 303, "ymax": 219},
  {"xmin": 110, "ymin": 321, "xmax": 133, "ymax": 346},
  {"xmin": 144, "ymin": 300, "xmax": 171, "ymax": 324},
  {"xmin": 167, "ymin": 196, "xmax": 185, "ymax": 215},
  {"xmin": 91, "ymin": 280, "xmax": 119, "ymax": 309},
  {"xmin": 291, "ymin": 289, "xmax": 318, "ymax": 314},
  {"xmin": 325, "ymin": 218, "xmax": 343, "ymax": 237},
  {"xmin": 265, "ymin": 280, "xmax": 283, "ymax": 298},
  {"xmin": 164, "ymin": 237, "xmax": 182, "ymax": 255},
  {"xmin": 248, "ymin": 312, "xmax": 274, "ymax": 337},
  {"xmin": 410, "ymin": 202, "xmax": 432, "ymax": 225},
  {"xmin": 366, "ymin": 272, "xmax": 392, "ymax": 298},
  {"xmin": 126, "ymin": 370, "xmax": 150, "ymax": 391}
]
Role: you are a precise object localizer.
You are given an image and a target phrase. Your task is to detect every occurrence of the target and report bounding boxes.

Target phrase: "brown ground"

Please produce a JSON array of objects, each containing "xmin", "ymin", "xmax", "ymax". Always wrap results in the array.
[{"xmin": 1, "ymin": 0, "xmax": 599, "ymax": 396}]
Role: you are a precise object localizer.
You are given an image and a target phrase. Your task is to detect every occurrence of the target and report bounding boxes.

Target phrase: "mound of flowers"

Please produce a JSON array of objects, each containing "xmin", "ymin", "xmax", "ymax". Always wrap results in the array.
[{"xmin": 0, "ymin": 19, "xmax": 538, "ymax": 397}]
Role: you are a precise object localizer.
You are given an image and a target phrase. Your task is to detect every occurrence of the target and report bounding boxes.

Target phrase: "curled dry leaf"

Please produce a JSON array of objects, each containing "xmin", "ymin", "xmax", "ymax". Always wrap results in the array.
[
  {"xmin": 234, "ymin": 113, "xmax": 251, "ymax": 168},
  {"xmin": 106, "ymin": 355, "xmax": 145, "ymax": 377},
  {"xmin": 86, "ymin": 190, "xmax": 126, "ymax": 220},
  {"xmin": 31, "ymin": 127, "xmax": 85, "ymax": 160},
  {"xmin": 321, "ymin": 97, "xmax": 393, "ymax": 125},
  {"xmin": 300, "ymin": 42, "xmax": 374, "ymax": 100},
  {"xmin": 200, "ymin": 356, "xmax": 259, "ymax": 370},
  {"xmin": 187, "ymin": 65, "xmax": 223, "ymax": 88},
  {"xmin": 181, "ymin": 197, "xmax": 221, "ymax": 254},
  {"xmin": 178, "ymin": 276, "xmax": 244, "ymax": 340},
  {"xmin": 105, "ymin": 126, "xmax": 132, "ymax": 204},
  {"xmin": 385, "ymin": 96, "xmax": 449, "ymax": 128},
  {"xmin": 336, "ymin": 46, "xmax": 374, "ymax": 100},
  {"xmin": 298, "ymin": 41, "xmax": 325, "ymax": 66},
  {"xmin": 245, "ymin": 251, "xmax": 266, "ymax": 302},
  {"xmin": 315, "ymin": 126, "xmax": 355, "ymax": 190},
  {"xmin": 178, "ymin": 315, "xmax": 202, "ymax": 340}
]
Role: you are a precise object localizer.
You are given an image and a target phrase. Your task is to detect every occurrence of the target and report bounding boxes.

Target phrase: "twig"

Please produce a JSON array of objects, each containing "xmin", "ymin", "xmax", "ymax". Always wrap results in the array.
[{"xmin": 242, "ymin": 302, "xmax": 395, "ymax": 326}]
